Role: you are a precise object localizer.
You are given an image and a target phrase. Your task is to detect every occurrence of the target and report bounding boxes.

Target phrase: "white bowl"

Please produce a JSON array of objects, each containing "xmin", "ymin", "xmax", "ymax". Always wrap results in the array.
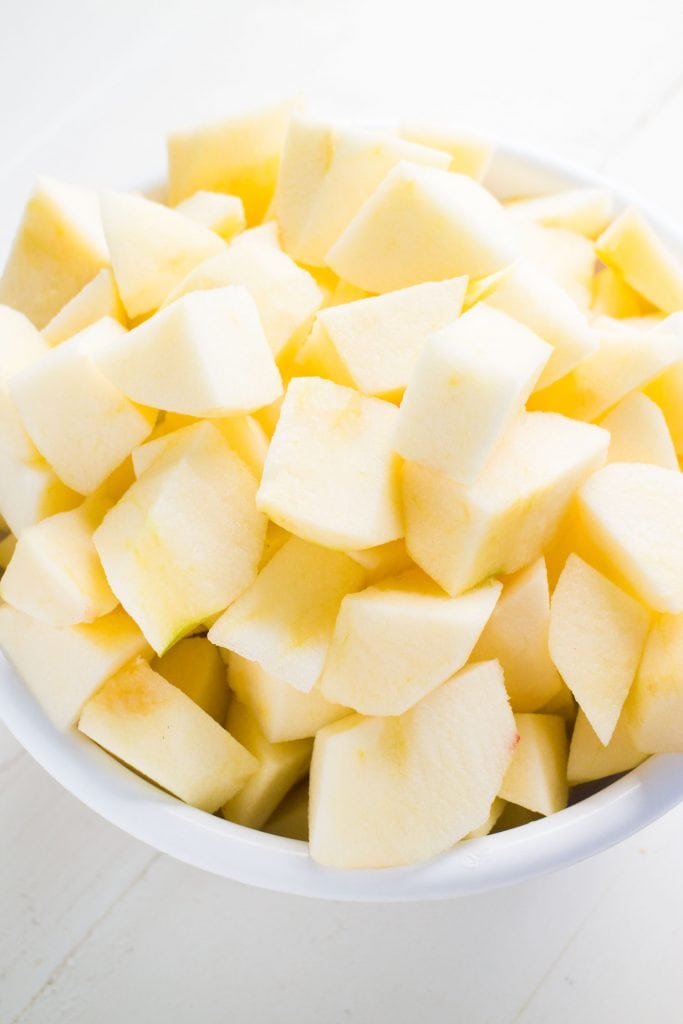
[{"xmin": 2, "ymin": 141, "xmax": 683, "ymax": 902}]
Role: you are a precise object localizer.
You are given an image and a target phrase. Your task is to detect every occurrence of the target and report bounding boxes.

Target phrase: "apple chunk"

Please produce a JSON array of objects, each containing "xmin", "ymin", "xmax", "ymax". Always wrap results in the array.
[
  {"xmin": 600, "ymin": 392, "xmax": 677, "ymax": 469},
  {"xmin": 308, "ymin": 660, "xmax": 517, "ymax": 869},
  {"xmin": 625, "ymin": 613, "xmax": 683, "ymax": 752},
  {"xmin": 174, "ymin": 191, "xmax": 246, "ymax": 242},
  {"xmin": 567, "ymin": 709, "xmax": 645, "ymax": 785},
  {"xmin": 42, "ymin": 268, "xmax": 126, "ymax": 346},
  {"xmin": 499, "ymin": 713, "xmax": 568, "ymax": 815},
  {"xmin": 320, "ymin": 570, "xmax": 501, "ymax": 715},
  {"xmin": 596, "ymin": 208, "xmax": 683, "ymax": 313},
  {"xmin": 506, "ymin": 188, "xmax": 614, "ymax": 239},
  {"xmin": 79, "ymin": 659, "xmax": 257, "ymax": 812},
  {"xmin": 152, "ymin": 636, "xmax": 229, "ymax": 723}
]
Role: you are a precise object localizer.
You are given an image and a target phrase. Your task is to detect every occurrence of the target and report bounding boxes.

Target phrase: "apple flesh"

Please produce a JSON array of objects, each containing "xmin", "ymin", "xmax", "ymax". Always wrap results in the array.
[
  {"xmin": 152, "ymin": 636, "xmax": 229, "ymax": 723},
  {"xmin": 42, "ymin": 269, "xmax": 126, "ymax": 346},
  {"xmin": 506, "ymin": 188, "xmax": 613, "ymax": 239},
  {"xmin": 174, "ymin": 191, "xmax": 246, "ymax": 242},
  {"xmin": 600, "ymin": 392, "xmax": 677, "ymax": 469},
  {"xmin": 596, "ymin": 207, "xmax": 683, "ymax": 313},
  {"xmin": 499, "ymin": 713, "xmax": 568, "ymax": 816},
  {"xmin": 568, "ymin": 709, "xmax": 645, "ymax": 785},
  {"xmin": 626, "ymin": 613, "xmax": 683, "ymax": 753}
]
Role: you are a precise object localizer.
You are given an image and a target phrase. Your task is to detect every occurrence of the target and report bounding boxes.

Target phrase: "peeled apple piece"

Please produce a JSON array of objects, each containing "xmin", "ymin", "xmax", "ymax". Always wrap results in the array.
[
  {"xmin": 567, "ymin": 709, "xmax": 645, "ymax": 785},
  {"xmin": 626, "ymin": 613, "xmax": 683, "ymax": 753},
  {"xmin": 600, "ymin": 392, "xmax": 678, "ymax": 469},
  {"xmin": 152, "ymin": 636, "xmax": 229, "ymax": 723},
  {"xmin": 506, "ymin": 188, "xmax": 614, "ymax": 239},
  {"xmin": 174, "ymin": 191, "xmax": 246, "ymax": 242},
  {"xmin": 42, "ymin": 268, "xmax": 126, "ymax": 346},
  {"xmin": 399, "ymin": 124, "xmax": 492, "ymax": 179},
  {"xmin": 499, "ymin": 713, "xmax": 568, "ymax": 816},
  {"xmin": 596, "ymin": 207, "xmax": 683, "ymax": 314},
  {"xmin": 308, "ymin": 660, "xmax": 517, "ymax": 869}
]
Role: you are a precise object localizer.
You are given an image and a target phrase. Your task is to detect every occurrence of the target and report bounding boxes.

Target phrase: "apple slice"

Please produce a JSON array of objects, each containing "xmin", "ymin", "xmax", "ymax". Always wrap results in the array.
[
  {"xmin": 0, "ymin": 177, "xmax": 108, "ymax": 328},
  {"xmin": 549, "ymin": 555, "xmax": 650, "ymax": 744},
  {"xmin": 79, "ymin": 659, "xmax": 257, "ymax": 812},
  {"xmin": 395, "ymin": 304, "xmax": 550, "ymax": 482},
  {"xmin": 42, "ymin": 268, "xmax": 126, "ymax": 346},
  {"xmin": 399, "ymin": 124, "xmax": 492, "ymax": 179},
  {"xmin": 506, "ymin": 188, "xmax": 614, "ymax": 239},
  {"xmin": 578, "ymin": 462, "xmax": 683, "ymax": 613},
  {"xmin": 402, "ymin": 412, "xmax": 608, "ymax": 596},
  {"xmin": 99, "ymin": 190, "xmax": 225, "ymax": 318},
  {"xmin": 221, "ymin": 699, "xmax": 312, "ymax": 829},
  {"xmin": 95, "ymin": 287, "xmax": 282, "ymax": 417},
  {"xmin": 308, "ymin": 660, "xmax": 517, "ymax": 869},
  {"xmin": 0, "ymin": 498, "xmax": 116, "ymax": 627},
  {"xmin": 227, "ymin": 652, "xmax": 349, "ymax": 743},
  {"xmin": 499, "ymin": 713, "xmax": 568, "ymax": 815},
  {"xmin": 320, "ymin": 570, "xmax": 501, "ymax": 715},
  {"xmin": 326, "ymin": 162, "xmax": 517, "ymax": 293},
  {"xmin": 596, "ymin": 208, "xmax": 683, "ymax": 313},
  {"xmin": 152, "ymin": 636, "xmax": 229, "ymax": 723},
  {"xmin": 625, "ymin": 613, "xmax": 683, "ymax": 752},
  {"xmin": 567, "ymin": 709, "xmax": 646, "ymax": 785},
  {"xmin": 174, "ymin": 191, "xmax": 246, "ymax": 242},
  {"xmin": 94, "ymin": 421, "xmax": 266, "ymax": 654},
  {"xmin": 257, "ymin": 378, "xmax": 402, "ymax": 550},
  {"xmin": 11, "ymin": 318, "xmax": 156, "ymax": 495},
  {"xmin": 0, "ymin": 604, "xmax": 150, "ymax": 728},
  {"xmin": 208, "ymin": 537, "xmax": 366, "ymax": 692},
  {"xmin": 600, "ymin": 392, "xmax": 677, "ymax": 469},
  {"xmin": 472, "ymin": 557, "xmax": 562, "ymax": 712}
]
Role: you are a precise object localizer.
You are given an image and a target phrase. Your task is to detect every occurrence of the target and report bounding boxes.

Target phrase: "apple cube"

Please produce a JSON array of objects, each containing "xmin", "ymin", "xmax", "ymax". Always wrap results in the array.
[
  {"xmin": 174, "ymin": 191, "xmax": 246, "ymax": 241},
  {"xmin": 485, "ymin": 261, "xmax": 596, "ymax": 388},
  {"xmin": 399, "ymin": 124, "xmax": 492, "ymax": 179},
  {"xmin": 167, "ymin": 100, "xmax": 298, "ymax": 222},
  {"xmin": 264, "ymin": 781, "xmax": 309, "ymax": 841},
  {"xmin": 591, "ymin": 265, "xmax": 654, "ymax": 319},
  {"xmin": 327, "ymin": 162, "xmax": 517, "ymax": 293},
  {"xmin": 402, "ymin": 412, "xmax": 608, "ymax": 595},
  {"xmin": 499, "ymin": 713, "xmax": 568, "ymax": 815},
  {"xmin": 0, "ymin": 498, "xmax": 116, "ymax": 627},
  {"xmin": 320, "ymin": 570, "xmax": 501, "ymax": 715},
  {"xmin": 600, "ymin": 392, "xmax": 677, "ymax": 469},
  {"xmin": 42, "ymin": 268, "xmax": 126, "ymax": 346},
  {"xmin": 516, "ymin": 222, "xmax": 595, "ymax": 308},
  {"xmin": 208, "ymin": 536, "xmax": 366, "ymax": 692},
  {"xmin": 274, "ymin": 118, "xmax": 450, "ymax": 266},
  {"xmin": 625, "ymin": 613, "xmax": 683, "ymax": 752},
  {"xmin": 0, "ymin": 604, "xmax": 150, "ymax": 728},
  {"xmin": 11, "ymin": 318, "xmax": 156, "ymax": 494},
  {"xmin": 227, "ymin": 652, "xmax": 349, "ymax": 743},
  {"xmin": 549, "ymin": 555, "xmax": 650, "ymax": 744},
  {"xmin": 221, "ymin": 699, "xmax": 313, "ymax": 828},
  {"xmin": 506, "ymin": 188, "xmax": 614, "ymax": 239},
  {"xmin": 100, "ymin": 190, "xmax": 225, "ymax": 318},
  {"xmin": 95, "ymin": 287, "xmax": 282, "ymax": 417},
  {"xmin": 596, "ymin": 208, "xmax": 683, "ymax": 313},
  {"xmin": 257, "ymin": 377, "xmax": 402, "ymax": 550},
  {"xmin": 567, "ymin": 709, "xmax": 645, "ymax": 785},
  {"xmin": 152, "ymin": 636, "xmax": 229, "ymax": 723},
  {"xmin": 579, "ymin": 462, "xmax": 683, "ymax": 613},
  {"xmin": 0, "ymin": 177, "xmax": 108, "ymax": 327},
  {"xmin": 308, "ymin": 660, "xmax": 517, "ymax": 868},
  {"xmin": 395, "ymin": 304, "xmax": 550, "ymax": 482},
  {"xmin": 646, "ymin": 313, "xmax": 683, "ymax": 453},
  {"xmin": 79, "ymin": 659, "xmax": 257, "ymax": 812},
  {"xmin": 295, "ymin": 277, "xmax": 467, "ymax": 399},
  {"xmin": 94, "ymin": 421, "xmax": 266, "ymax": 654},
  {"xmin": 472, "ymin": 557, "xmax": 562, "ymax": 712}
]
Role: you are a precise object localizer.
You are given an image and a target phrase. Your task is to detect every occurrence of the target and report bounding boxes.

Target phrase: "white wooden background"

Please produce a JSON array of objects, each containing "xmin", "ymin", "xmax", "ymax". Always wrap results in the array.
[{"xmin": 2, "ymin": 1, "xmax": 683, "ymax": 1020}]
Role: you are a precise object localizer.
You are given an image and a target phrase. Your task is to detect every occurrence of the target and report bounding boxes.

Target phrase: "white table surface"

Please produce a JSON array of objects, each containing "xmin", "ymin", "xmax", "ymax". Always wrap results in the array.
[{"xmin": 3, "ymin": 2, "xmax": 683, "ymax": 1020}]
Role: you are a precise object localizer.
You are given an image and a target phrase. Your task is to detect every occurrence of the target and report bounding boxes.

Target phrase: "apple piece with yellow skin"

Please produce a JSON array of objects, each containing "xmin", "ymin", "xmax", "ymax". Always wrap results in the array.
[
  {"xmin": 596, "ymin": 207, "xmax": 683, "ymax": 314},
  {"xmin": 42, "ymin": 268, "xmax": 127, "ymax": 346},
  {"xmin": 499, "ymin": 713, "xmax": 568, "ymax": 815},
  {"xmin": 174, "ymin": 191, "xmax": 246, "ymax": 242},
  {"xmin": 152, "ymin": 636, "xmax": 229, "ymax": 723},
  {"xmin": 600, "ymin": 392, "xmax": 677, "ymax": 469},
  {"xmin": 567, "ymin": 709, "xmax": 646, "ymax": 785},
  {"xmin": 625, "ymin": 613, "xmax": 683, "ymax": 753}
]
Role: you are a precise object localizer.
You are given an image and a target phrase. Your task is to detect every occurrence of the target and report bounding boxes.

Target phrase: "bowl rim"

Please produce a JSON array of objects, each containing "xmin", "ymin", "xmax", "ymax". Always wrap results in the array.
[{"xmin": 2, "ymin": 138, "xmax": 683, "ymax": 902}]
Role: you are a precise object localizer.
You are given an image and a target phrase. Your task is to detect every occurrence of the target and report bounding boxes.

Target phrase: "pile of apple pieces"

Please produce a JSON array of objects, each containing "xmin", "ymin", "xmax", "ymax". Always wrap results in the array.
[{"xmin": 1, "ymin": 103, "xmax": 683, "ymax": 871}]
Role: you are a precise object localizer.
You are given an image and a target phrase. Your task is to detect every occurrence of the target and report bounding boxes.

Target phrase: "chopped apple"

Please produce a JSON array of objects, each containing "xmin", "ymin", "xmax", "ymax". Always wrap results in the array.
[
  {"xmin": 600, "ymin": 392, "xmax": 678, "ymax": 469},
  {"xmin": 152, "ymin": 636, "xmax": 229, "ymax": 723},
  {"xmin": 99, "ymin": 190, "xmax": 225, "ymax": 318},
  {"xmin": 326, "ymin": 162, "xmax": 517, "ymax": 293},
  {"xmin": 264, "ymin": 780, "xmax": 309, "ymax": 841},
  {"xmin": 516, "ymin": 221, "xmax": 595, "ymax": 309},
  {"xmin": 499, "ymin": 713, "xmax": 568, "ymax": 815},
  {"xmin": 174, "ymin": 191, "xmax": 246, "ymax": 241},
  {"xmin": 308, "ymin": 660, "xmax": 517, "ymax": 868},
  {"xmin": 395, "ymin": 304, "xmax": 550, "ymax": 482},
  {"xmin": 464, "ymin": 797, "xmax": 507, "ymax": 839},
  {"xmin": 596, "ymin": 207, "xmax": 683, "ymax": 313},
  {"xmin": 0, "ymin": 456, "xmax": 80, "ymax": 538},
  {"xmin": 402, "ymin": 412, "xmax": 608, "ymax": 595},
  {"xmin": 473, "ymin": 557, "xmax": 562, "ymax": 712},
  {"xmin": 485, "ymin": 261, "xmax": 596, "ymax": 388},
  {"xmin": 567, "ymin": 709, "xmax": 645, "ymax": 785},
  {"xmin": 42, "ymin": 269, "xmax": 126, "ymax": 346},
  {"xmin": 0, "ymin": 533, "xmax": 16, "ymax": 570},
  {"xmin": 221, "ymin": 699, "xmax": 312, "ymax": 828},
  {"xmin": 11, "ymin": 318, "xmax": 156, "ymax": 494},
  {"xmin": 579, "ymin": 462, "xmax": 683, "ymax": 613},
  {"xmin": 0, "ymin": 604, "xmax": 151, "ymax": 728},
  {"xmin": 167, "ymin": 100, "xmax": 298, "ymax": 222},
  {"xmin": 164, "ymin": 225, "xmax": 323, "ymax": 359},
  {"xmin": 345, "ymin": 539, "xmax": 413, "ymax": 583},
  {"xmin": 0, "ymin": 177, "xmax": 108, "ymax": 328},
  {"xmin": 257, "ymin": 377, "xmax": 402, "ymax": 550},
  {"xmin": 0, "ymin": 498, "xmax": 116, "ymax": 627},
  {"xmin": 320, "ymin": 570, "xmax": 501, "ymax": 715},
  {"xmin": 79, "ymin": 658, "xmax": 257, "ymax": 812},
  {"xmin": 94, "ymin": 421, "xmax": 266, "ymax": 654},
  {"xmin": 645, "ymin": 313, "xmax": 683, "ymax": 453},
  {"xmin": 400, "ymin": 124, "xmax": 492, "ymax": 179},
  {"xmin": 506, "ymin": 188, "xmax": 614, "ymax": 239},
  {"xmin": 132, "ymin": 414, "xmax": 269, "ymax": 482},
  {"xmin": 549, "ymin": 555, "xmax": 650, "ymax": 744},
  {"xmin": 227, "ymin": 652, "xmax": 349, "ymax": 743},
  {"xmin": 208, "ymin": 536, "xmax": 366, "ymax": 692},
  {"xmin": 591, "ymin": 265, "xmax": 654, "ymax": 319},
  {"xmin": 95, "ymin": 287, "xmax": 282, "ymax": 417},
  {"xmin": 626, "ymin": 612, "xmax": 683, "ymax": 752},
  {"xmin": 274, "ymin": 118, "xmax": 450, "ymax": 266},
  {"xmin": 294, "ymin": 277, "xmax": 467, "ymax": 399}
]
